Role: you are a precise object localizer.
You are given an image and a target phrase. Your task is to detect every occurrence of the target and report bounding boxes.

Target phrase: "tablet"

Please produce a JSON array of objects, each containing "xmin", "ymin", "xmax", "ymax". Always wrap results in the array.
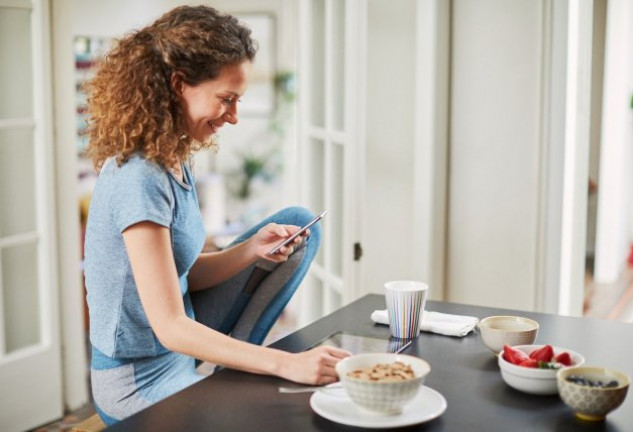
[{"xmin": 310, "ymin": 331, "xmax": 412, "ymax": 355}]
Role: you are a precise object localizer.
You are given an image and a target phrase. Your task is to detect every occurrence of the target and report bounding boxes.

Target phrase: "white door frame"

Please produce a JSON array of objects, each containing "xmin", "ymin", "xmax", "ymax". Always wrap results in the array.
[
  {"xmin": 593, "ymin": 0, "xmax": 633, "ymax": 284},
  {"xmin": 557, "ymin": 0, "xmax": 593, "ymax": 316},
  {"xmin": 412, "ymin": 0, "xmax": 450, "ymax": 301},
  {"xmin": 50, "ymin": 0, "xmax": 89, "ymax": 411},
  {"xmin": 345, "ymin": 0, "xmax": 366, "ymax": 304},
  {"xmin": 537, "ymin": 0, "xmax": 593, "ymax": 316}
]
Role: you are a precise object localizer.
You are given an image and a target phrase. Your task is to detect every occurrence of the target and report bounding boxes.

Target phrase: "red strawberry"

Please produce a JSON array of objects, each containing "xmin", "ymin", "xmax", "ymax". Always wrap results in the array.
[
  {"xmin": 519, "ymin": 358, "xmax": 539, "ymax": 368},
  {"xmin": 529, "ymin": 344, "xmax": 554, "ymax": 362},
  {"xmin": 554, "ymin": 351, "xmax": 572, "ymax": 366},
  {"xmin": 503, "ymin": 344, "xmax": 529, "ymax": 365}
]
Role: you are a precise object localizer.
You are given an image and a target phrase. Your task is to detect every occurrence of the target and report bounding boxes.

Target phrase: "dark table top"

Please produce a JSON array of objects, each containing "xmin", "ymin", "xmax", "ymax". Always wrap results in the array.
[{"xmin": 108, "ymin": 294, "xmax": 633, "ymax": 431}]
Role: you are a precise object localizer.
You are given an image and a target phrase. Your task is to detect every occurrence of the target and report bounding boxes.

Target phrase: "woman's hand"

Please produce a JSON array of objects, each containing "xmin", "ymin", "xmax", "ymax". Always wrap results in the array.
[
  {"xmin": 280, "ymin": 346, "xmax": 351, "ymax": 385},
  {"xmin": 252, "ymin": 223, "xmax": 309, "ymax": 262},
  {"xmin": 189, "ymin": 222, "xmax": 310, "ymax": 290}
]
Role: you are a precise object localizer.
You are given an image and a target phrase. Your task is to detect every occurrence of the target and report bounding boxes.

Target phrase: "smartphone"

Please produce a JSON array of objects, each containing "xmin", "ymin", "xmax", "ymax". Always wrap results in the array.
[{"xmin": 266, "ymin": 209, "xmax": 327, "ymax": 255}]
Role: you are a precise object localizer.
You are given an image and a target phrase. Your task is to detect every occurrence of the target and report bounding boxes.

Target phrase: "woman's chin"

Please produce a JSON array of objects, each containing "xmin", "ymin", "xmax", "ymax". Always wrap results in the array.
[{"xmin": 200, "ymin": 134, "xmax": 220, "ymax": 152}]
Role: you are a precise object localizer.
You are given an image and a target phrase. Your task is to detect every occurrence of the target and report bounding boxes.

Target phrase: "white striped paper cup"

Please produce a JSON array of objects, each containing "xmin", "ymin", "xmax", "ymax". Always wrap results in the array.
[{"xmin": 385, "ymin": 281, "xmax": 428, "ymax": 339}]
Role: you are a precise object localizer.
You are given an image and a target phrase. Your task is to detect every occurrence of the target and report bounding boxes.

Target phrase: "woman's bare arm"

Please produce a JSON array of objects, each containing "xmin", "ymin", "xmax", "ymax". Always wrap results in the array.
[
  {"xmin": 186, "ymin": 223, "xmax": 306, "ymax": 292},
  {"xmin": 122, "ymin": 221, "xmax": 347, "ymax": 384}
]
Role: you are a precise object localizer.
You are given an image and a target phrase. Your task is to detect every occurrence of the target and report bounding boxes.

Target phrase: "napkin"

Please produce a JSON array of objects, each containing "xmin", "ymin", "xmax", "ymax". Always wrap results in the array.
[{"xmin": 370, "ymin": 309, "xmax": 479, "ymax": 337}]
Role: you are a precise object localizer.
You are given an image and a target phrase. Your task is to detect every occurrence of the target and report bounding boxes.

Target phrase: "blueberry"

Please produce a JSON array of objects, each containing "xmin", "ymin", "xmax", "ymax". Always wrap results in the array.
[
  {"xmin": 565, "ymin": 376, "xmax": 620, "ymax": 388},
  {"xmin": 566, "ymin": 376, "xmax": 585, "ymax": 385}
]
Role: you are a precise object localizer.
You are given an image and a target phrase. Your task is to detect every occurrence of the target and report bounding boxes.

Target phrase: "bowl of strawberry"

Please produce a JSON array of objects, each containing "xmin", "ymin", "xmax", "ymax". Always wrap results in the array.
[{"xmin": 498, "ymin": 344, "xmax": 585, "ymax": 395}]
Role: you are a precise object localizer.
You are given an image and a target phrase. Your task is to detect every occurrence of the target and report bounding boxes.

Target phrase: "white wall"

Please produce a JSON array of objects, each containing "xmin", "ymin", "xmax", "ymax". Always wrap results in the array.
[
  {"xmin": 71, "ymin": 0, "xmax": 168, "ymax": 36},
  {"xmin": 594, "ymin": 0, "xmax": 633, "ymax": 283},
  {"xmin": 447, "ymin": 0, "xmax": 544, "ymax": 310}
]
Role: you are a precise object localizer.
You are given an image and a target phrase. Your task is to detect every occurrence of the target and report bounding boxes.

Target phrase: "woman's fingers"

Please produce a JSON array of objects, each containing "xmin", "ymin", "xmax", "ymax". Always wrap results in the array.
[
  {"xmin": 282, "ymin": 346, "xmax": 350, "ymax": 385},
  {"xmin": 259, "ymin": 222, "xmax": 313, "ymax": 262},
  {"xmin": 318, "ymin": 349, "xmax": 351, "ymax": 383},
  {"xmin": 267, "ymin": 223, "xmax": 290, "ymax": 238},
  {"xmin": 315, "ymin": 346, "xmax": 351, "ymax": 374}
]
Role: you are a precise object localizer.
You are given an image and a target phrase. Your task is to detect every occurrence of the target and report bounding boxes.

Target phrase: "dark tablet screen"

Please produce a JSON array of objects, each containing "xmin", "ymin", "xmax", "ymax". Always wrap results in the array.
[{"xmin": 310, "ymin": 332, "xmax": 412, "ymax": 354}]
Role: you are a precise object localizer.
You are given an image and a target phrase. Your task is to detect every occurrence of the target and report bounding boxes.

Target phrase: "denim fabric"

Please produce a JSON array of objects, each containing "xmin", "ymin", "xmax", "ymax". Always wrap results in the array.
[
  {"xmin": 228, "ymin": 206, "xmax": 322, "ymax": 344},
  {"xmin": 91, "ymin": 346, "xmax": 202, "ymax": 426},
  {"xmin": 190, "ymin": 206, "xmax": 321, "ymax": 346},
  {"xmin": 84, "ymin": 154, "xmax": 205, "ymax": 358}
]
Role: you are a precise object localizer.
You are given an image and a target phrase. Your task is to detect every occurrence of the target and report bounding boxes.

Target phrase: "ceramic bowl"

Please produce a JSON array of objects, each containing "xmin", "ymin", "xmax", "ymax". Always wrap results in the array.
[
  {"xmin": 498, "ymin": 345, "xmax": 585, "ymax": 395},
  {"xmin": 479, "ymin": 316, "xmax": 539, "ymax": 353},
  {"xmin": 557, "ymin": 366, "xmax": 630, "ymax": 421},
  {"xmin": 335, "ymin": 353, "xmax": 430, "ymax": 415}
]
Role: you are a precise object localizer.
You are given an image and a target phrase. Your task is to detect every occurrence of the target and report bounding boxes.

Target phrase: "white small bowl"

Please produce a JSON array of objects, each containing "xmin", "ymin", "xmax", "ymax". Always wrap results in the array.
[
  {"xmin": 558, "ymin": 366, "xmax": 630, "ymax": 421},
  {"xmin": 335, "ymin": 353, "xmax": 431, "ymax": 415},
  {"xmin": 498, "ymin": 344, "xmax": 585, "ymax": 395},
  {"xmin": 479, "ymin": 316, "xmax": 539, "ymax": 353}
]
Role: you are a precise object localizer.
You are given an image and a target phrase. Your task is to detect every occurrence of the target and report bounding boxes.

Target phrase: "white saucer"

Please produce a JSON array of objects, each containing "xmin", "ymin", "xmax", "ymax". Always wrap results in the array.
[{"xmin": 310, "ymin": 385, "xmax": 447, "ymax": 428}]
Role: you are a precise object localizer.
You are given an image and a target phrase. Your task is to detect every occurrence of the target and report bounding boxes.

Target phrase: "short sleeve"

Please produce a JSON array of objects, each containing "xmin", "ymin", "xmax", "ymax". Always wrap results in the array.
[{"xmin": 109, "ymin": 158, "xmax": 173, "ymax": 232}]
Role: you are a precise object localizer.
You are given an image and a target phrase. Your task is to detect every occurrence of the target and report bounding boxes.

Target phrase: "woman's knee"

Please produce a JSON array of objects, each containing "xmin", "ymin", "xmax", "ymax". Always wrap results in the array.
[{"xmin": 276, "ymin": 206, "xmax": 313, "ymax": 224}]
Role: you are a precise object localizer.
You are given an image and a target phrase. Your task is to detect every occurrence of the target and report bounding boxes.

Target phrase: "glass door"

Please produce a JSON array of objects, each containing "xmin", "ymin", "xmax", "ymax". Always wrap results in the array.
[
  {"xmin": 0, "ymin": 1, "xmax": 63, "ymax": 430},
  {"xmin": 297, "ymin": 0, "xmax": 365, "ymax": 324}
]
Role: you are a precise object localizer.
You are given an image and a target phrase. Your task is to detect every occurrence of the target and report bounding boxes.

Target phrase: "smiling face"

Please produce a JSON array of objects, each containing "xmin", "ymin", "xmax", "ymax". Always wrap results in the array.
[{"xmin": 176, "ymin": 60, "xmax": 252, "ymax": 144}]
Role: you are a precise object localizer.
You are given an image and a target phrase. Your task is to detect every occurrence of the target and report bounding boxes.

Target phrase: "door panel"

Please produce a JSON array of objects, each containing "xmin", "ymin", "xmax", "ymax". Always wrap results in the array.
[
  {"xmin": 307, "ymin": 137, "xmax": 326, "ymax": 267},
  {"xmin": 0, "ymin": 128, "xmax": 37, "ymax": 237},
  {"xmin": 309, "ymin": 0, "xmax": 326, "ymax": 128},
  {"xmin": 0, "ymin": 6, "xmax": 34, "ymax": 118},
  {"xmin": 331, "ymin": 143, "xmax": 344, "ymax": 277},
  {"xmin": 332, "ymin": 0, "xmax": 345, "ymax": 131},
  {"xmin": 2, "ymin": 243, "xmax": 41, "ymax": 353}
]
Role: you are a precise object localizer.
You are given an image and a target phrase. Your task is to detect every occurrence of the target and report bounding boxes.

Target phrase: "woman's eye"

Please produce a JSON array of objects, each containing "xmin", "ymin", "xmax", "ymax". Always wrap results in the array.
[{"xmin": 221, "ymin": 97, "xmax": 240, "ymax": 106}]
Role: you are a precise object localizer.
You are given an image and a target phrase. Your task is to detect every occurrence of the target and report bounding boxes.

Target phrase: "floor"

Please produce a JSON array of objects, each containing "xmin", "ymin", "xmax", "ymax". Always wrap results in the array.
[
  {"xmin": 583, "ymin": 260, "xmax": 633, "ymax": 322},
  {"xmin": 31, "ymin": 262, "xmax": 633, "ymax": 431}
]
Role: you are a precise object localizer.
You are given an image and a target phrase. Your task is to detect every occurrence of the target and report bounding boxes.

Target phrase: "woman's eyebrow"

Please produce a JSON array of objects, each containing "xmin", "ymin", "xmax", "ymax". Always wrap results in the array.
[{"xmin": 220, "ymin": 91, "xmax": 240, "ymax": 98}]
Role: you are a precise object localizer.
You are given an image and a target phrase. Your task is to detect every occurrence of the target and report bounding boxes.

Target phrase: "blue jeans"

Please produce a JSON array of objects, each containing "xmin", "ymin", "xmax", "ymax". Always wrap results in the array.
[{"xmin": 191, "ymin": 206, "xmax": 321, "ymax": 345}]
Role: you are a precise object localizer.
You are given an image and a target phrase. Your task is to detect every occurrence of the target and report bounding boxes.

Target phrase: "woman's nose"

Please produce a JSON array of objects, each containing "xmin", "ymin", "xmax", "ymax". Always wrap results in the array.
[{"xmin": 224, "ymin": 107, "xmax": 238, "ymax": 125}]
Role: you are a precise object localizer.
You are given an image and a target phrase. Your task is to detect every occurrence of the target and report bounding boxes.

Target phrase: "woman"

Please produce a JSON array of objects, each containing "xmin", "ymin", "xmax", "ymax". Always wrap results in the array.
[{"xmin": 83, "ymin": 5, "xmax": 349, "ymax": 425}]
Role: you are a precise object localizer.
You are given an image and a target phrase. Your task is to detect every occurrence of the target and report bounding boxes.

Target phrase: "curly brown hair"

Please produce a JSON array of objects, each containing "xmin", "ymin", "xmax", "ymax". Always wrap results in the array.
[{"xmin": 84, "ymin": 5, "xmax": 257, "ymax": 171}]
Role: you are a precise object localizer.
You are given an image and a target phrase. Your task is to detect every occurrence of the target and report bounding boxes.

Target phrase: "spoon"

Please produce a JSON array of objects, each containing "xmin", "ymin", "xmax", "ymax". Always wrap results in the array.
[{"xmin": 278, "ymin": 383, "xmax": 343, "ymax": 393}]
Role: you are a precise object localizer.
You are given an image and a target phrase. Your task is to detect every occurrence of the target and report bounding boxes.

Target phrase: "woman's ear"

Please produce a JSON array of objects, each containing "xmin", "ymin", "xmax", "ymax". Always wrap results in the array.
[{"xmin": 170, "ymin": 72, "xmax": 185, "ymax": 95}]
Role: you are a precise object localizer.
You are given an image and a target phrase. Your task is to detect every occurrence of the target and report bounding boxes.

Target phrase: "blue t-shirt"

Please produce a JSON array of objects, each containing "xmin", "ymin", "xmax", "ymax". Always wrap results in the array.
[{"xmin": 84, "ymin": 154, "xmax": 206, "ymax": 358}]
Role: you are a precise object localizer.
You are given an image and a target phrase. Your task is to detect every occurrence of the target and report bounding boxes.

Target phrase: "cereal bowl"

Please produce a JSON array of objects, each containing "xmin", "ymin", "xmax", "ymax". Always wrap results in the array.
[
  {"xmin": 335, "ymin": 353, "xmax": 430, "ymax": 415},
  {"xmin": 498, "ymin": 345, "xmax": 585, "ymax": 395},
  {"xmin": 479, "ymin": 316, "xmax": 539, "ymax": 353},
  {"xmin": 557, "ymin": 366, "xmax": 630, "ymax": 421}
]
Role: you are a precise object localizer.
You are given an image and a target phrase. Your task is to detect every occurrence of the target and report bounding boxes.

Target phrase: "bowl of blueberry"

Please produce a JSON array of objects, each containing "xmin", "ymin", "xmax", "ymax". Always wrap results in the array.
[{"xmin": 557, "ymin": 366, "xmax": 630, "ymax": 421}]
